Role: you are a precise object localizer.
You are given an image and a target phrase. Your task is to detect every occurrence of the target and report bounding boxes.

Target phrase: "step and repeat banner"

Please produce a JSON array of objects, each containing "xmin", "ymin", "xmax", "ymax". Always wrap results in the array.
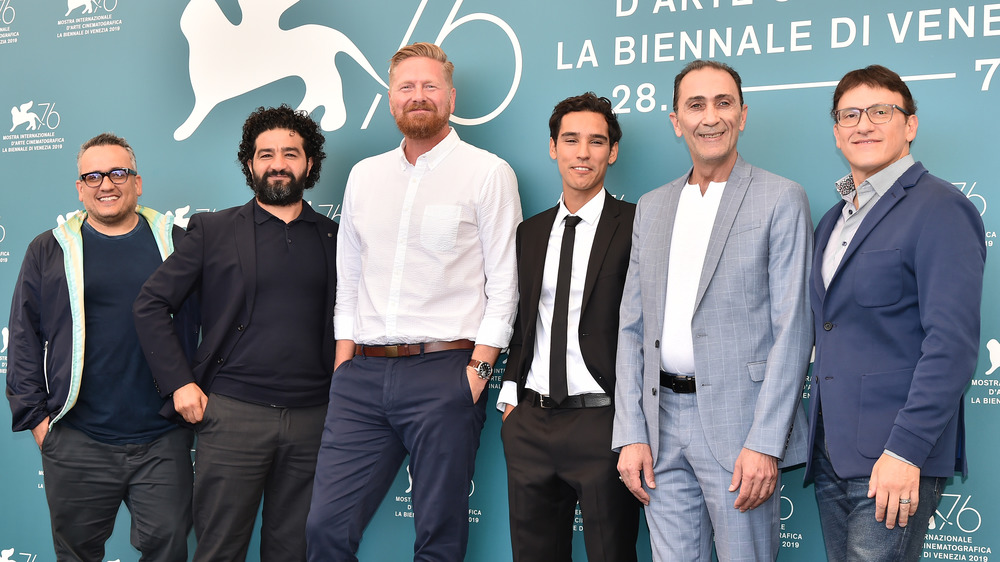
[{"xmin": 1, "ymin": 1, "xmax": 998, "ymax": 560}]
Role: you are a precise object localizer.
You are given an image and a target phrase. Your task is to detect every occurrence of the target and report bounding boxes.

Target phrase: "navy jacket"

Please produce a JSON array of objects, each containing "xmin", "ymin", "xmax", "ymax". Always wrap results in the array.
[
  {"xmin": 7, "ymin": 207, "xmax": 197, "ymax": 432},
  {"xmin": 807, "ymin": 163, "xmax": 985, "ymax": 480}
]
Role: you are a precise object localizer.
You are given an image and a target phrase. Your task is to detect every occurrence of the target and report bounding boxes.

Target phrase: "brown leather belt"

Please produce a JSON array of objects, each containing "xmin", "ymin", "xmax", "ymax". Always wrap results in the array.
[
  {"xmin": 355, "ymin": 339, "xmax": 475, "ymax": 358},
  {"xmin": 660, "ymin": 371, "xmax": 697, "ymax": 393}
]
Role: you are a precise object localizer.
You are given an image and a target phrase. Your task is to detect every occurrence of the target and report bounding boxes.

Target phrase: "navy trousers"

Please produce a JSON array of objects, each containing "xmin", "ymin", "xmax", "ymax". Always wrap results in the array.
[{"xmin": 306, "ymin": 349, "xmax": 487, "ymax": 561}]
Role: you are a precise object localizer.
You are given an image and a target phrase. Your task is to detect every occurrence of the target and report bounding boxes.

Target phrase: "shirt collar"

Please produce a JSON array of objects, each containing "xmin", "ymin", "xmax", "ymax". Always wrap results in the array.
[
  {"xmin": 394, "ymin": 127, "xmax": 461, "ymax": 171},
  {"xmin": 834, "ymin": 154, "xmax": 915, "ymax": 202},
  {"xmin": 555, "ymin": 188, "xmax": 606, "ymax": 227}
]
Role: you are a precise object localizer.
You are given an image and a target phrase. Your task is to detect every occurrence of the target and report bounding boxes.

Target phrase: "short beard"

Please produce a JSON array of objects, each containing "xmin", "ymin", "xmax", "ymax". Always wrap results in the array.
[
  {"xmin": 252, "ymin": 170, "xmax": 306, "ymax": 206},
  {"xmin": 394, "ymin": 103, "xmax": 450, "ymax": 140}
]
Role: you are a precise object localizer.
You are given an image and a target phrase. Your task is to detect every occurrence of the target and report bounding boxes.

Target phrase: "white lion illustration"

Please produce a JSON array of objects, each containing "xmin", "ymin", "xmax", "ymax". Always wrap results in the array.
[
  {"xmin": 174, "ymin": 0, "xmax": 388, "ymax": 140},
  {"xmin": 10, "ymin": 101, "xmax": 40, "ymax": 132},
  {"xmin": 66, "ymin": 0, "xmax": 94, "ymax": 17}
]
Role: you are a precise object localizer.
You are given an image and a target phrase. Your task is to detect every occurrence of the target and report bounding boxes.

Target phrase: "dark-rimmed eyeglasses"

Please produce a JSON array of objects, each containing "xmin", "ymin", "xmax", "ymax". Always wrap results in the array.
[
  {"xmin": 78, "ymin": 168, "xmax": 137, "ymax": 188},
  {"xmin": 832, "ymin": 104, "xmax": 911, "ymax": 127}
]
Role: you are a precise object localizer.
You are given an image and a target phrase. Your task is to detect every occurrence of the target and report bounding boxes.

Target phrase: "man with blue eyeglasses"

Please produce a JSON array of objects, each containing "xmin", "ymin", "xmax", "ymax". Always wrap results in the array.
[
  {"xmin": 6, "ymin": 132, "xmax": 198, "ymax": 561},
  {"xmin": 807, "ymin": 65, "xmax": 986, "ymax": 562}
]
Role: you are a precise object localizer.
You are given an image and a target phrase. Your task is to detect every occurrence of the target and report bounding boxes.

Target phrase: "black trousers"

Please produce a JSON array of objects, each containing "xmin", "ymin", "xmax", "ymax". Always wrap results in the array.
[{"xmin": 501, "ymin": 400, "xmax": 641, "ymax": 562}]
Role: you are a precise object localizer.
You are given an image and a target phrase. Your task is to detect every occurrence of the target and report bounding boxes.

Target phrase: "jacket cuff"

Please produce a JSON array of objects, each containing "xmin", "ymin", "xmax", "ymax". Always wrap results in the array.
[{"xmin": 883, "ymin": 424, "xmax": 933, "ymax": 468}]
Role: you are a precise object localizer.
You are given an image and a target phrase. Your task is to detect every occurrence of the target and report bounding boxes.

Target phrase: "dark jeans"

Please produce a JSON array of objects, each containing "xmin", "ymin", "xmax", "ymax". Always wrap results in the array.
[
  {"xmin": 41, "ymin": 424, "xmax": 194, "ymax": 562},
  {"xmin": 812, "ymin": 420, "xmax": 944, "ymax": 562}
]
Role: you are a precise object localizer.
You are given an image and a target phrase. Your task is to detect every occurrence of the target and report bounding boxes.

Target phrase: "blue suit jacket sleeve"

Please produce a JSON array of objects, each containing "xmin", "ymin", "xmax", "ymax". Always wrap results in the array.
[{"xmin": 885, "ymin": 180, "xmax": 984, "ymax": 467}]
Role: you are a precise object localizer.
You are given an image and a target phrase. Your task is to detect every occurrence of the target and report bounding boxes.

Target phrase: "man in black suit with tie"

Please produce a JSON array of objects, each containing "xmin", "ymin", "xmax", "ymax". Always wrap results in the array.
[{"xmin": 498, "ymin": 92, "xmax": 640, "ymax": 561}]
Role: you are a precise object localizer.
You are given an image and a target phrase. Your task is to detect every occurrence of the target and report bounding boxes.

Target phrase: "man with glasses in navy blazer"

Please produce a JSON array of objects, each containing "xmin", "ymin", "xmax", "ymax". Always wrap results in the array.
[{"xmin": 807, "ymin": 65, "xmax": 986, "ymax": 562}]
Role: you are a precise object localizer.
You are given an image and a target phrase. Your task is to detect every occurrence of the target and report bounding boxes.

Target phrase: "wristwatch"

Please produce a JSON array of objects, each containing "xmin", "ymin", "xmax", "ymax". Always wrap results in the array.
[{"xmin": 468, "ymin": 359, "xmax": 493, "ymax": 380}]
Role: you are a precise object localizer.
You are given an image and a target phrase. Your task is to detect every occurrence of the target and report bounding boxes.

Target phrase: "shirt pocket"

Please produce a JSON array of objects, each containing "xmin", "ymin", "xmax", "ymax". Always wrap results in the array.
[
  {"xmin": 853, "ymin": 249, "xmax": 902, "ymax": 307},
  {"xmin": 420, "ymin": 204, "xmax": 462, "ymax": 252}
]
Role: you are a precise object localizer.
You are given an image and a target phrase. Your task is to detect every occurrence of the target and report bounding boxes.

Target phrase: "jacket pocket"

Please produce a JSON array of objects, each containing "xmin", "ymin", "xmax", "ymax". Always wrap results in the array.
[
  {"xmin": 853, "ymin": 249, "xmax": 903, "ymax": 307},
  {"xmin": 747, "ymin": 360, "xmax": 766, "ymax": 382},
  {"xmin": 857, "ymin": 368, "xmax": 912, "ymax": 458}
]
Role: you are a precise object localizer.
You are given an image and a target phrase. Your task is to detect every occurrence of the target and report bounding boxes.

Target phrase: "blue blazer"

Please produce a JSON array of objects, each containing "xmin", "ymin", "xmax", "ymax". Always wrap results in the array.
[{"xmin": 806, "ymin": 162, "xmax": 985, "ymax": 481}]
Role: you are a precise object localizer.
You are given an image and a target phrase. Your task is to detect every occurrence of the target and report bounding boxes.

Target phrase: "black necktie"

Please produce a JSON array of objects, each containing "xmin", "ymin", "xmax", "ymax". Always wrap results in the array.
[{"xmin": 550, "ymin": 215, "xmax": 582, "ymax": 405}]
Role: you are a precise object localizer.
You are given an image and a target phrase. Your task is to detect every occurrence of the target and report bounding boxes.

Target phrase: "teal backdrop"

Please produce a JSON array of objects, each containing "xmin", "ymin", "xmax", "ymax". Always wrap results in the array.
[{"xmin": 1, "ymin": 1, "xmax": 998, "ymax": 560}]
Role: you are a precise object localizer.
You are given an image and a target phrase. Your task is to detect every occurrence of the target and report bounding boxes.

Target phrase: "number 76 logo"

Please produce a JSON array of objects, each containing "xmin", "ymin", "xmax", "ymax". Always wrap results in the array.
[{"xmin": 929, "ymin": 494, "xmax": 981, "ymax": 533}]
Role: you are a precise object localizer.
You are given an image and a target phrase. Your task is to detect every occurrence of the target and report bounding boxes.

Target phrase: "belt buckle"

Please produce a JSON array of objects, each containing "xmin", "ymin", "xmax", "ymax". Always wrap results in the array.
[
  {"xmin": 538, "ymin": 394, "xmax": 556, "ymax": 409},
  {"xmin": 672, "ymin": 375, "xmax": 694, "ymax": 393},
  {"xmin": 384, "ymin": 345, "xmax": 400, "ymax": 358}
]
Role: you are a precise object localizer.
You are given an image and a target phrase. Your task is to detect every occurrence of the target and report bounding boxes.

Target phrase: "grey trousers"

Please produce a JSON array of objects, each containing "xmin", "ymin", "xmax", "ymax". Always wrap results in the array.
[
  {"xmin": 41, "ymin": 424, "xmax": 194, "ymax": 562},
  {"xmin": 192, "ymin": 393, "xmax": 326, "ymax": 562}
]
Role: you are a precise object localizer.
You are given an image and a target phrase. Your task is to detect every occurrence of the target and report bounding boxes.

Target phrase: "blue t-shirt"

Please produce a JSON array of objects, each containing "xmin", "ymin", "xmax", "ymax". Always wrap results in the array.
[{"xmin": 62, "ymin": 217, "xmax": 175, "ymax": 444}]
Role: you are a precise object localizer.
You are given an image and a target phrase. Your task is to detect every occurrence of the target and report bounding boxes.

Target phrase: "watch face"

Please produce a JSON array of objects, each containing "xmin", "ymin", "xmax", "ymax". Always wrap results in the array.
[{"xmin": 473, "ymin": 361, "xmax": 492, "ymax": 379}]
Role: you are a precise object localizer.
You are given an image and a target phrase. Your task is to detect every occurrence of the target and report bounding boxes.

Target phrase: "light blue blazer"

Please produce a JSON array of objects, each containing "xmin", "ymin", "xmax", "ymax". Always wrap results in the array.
[{"xmin": 613, "ymin": 155, "xmax": 814, "ymax": 471}]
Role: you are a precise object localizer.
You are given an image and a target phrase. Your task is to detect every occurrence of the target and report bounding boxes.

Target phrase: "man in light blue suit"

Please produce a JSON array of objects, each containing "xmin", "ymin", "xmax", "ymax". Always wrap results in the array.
[
  {"xmin": 807, "ymin": 65, "xmax": 985, "ymax": 562},
  {"xmin": 613, "ymin": 60, "xmax": 814, "ymax": 561}
]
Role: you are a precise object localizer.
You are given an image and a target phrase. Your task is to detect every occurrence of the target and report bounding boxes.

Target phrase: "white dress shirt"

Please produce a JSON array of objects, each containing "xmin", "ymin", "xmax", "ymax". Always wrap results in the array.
[
  {"xmin": 660, "ymin": 181, "xmax": 725, "ymax": 375},
  {"xmin": 497, "ymin": 191, "xmax": 608, "ymax": 410},
  {"xmin": 335, "ymin": 128, "xmax": 522, "ymax": 348}
]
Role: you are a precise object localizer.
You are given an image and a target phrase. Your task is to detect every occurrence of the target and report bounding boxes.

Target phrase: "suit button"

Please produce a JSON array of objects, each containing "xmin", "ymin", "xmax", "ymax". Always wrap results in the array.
[
  {"xmin": 237, "ymin": 324, "xmax": 245, "ymax": 332},
  {"xmin": 654, "ymin": 340, "xmax": 660, "ymax": 348},
  {"xmin": 823, "ymin": 322, "xmax": 833, "ymax": 331},
  {"xmin": 651, "ymin": 387, "xmax": 657, "ymax": 396},
  {"xmin": 216, "ymin": 357, "xmax": 224, "ymax": 364}
]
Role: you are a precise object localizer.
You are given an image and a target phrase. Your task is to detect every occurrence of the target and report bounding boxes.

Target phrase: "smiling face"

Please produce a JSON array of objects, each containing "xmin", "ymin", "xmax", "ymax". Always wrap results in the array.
[
  {"xmin": 833, "ymin": 84, "xmax": 918, "ymax": 186},
  {"xmin": 247, "ymin": 128, "xmax": 312, "ymax": 206},
  {"xmin": 76, "ymin": 144, "xmax": 142, "ymax": 235},
  {"xmin": 669, "ymin": 67, "xmax": 747, "ymax": 180},
  {"xmin": 388, "ymin": 56, "xmax": 456, "ymax": 141},
  {"xmin": 550, "ymin": 110, "xmax": 618, "ymax": 209}
]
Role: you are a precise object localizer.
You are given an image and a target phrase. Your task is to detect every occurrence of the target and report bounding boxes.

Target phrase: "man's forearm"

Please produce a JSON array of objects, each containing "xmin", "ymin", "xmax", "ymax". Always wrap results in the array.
[{"xmin": 471, "ymin": 344, "xmax": 500, "ymax": 366}]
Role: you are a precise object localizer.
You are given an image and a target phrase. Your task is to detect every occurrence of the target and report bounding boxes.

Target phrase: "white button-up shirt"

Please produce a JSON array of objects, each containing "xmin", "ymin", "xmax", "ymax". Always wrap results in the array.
[
  {"xmin": 496, "ymin": 192, "xmax": 608, "ymax": 409},
  {"xmin": 335, "ymin": 128, "xmax": 522, "ymax": 348}
]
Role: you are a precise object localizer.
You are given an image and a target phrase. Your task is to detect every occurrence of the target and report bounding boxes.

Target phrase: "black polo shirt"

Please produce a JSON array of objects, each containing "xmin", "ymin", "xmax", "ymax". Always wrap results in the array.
[{"xmin": 212, "ymin": 201, "xmax": 330, "ymax": 407}]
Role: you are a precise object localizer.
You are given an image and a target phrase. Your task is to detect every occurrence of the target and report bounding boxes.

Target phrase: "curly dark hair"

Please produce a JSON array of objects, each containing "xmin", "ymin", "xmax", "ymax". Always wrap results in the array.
[{"xmin": 237, "ymin": 105, "xmax": 326, "ymax": 189}]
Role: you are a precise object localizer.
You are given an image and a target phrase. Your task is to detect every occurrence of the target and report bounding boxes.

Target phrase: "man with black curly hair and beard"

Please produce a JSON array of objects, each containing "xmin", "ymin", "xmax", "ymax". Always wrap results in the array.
[{"xmin": 134, "ymin": 105, "xmax": 338, "ymax": 562}]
